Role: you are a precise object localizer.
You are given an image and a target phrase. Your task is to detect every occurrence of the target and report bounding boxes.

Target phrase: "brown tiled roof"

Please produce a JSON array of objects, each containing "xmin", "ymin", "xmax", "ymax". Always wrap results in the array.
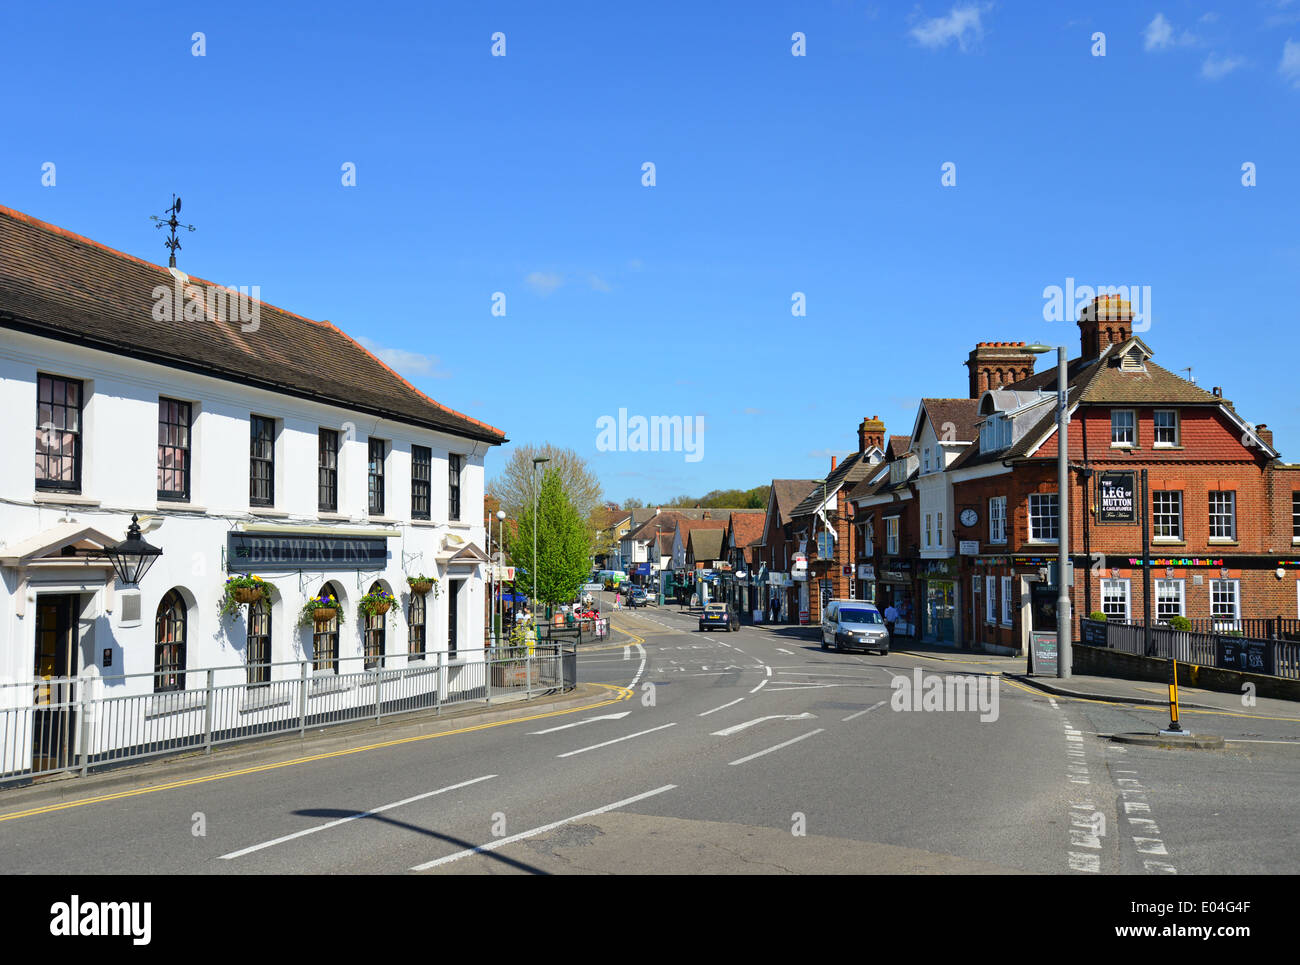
[
  {"xmin": 626, "ymin": 508, "xmax": 728, "ymax": 542},
  {"xmin": 727, "ymin": 512, "xmax": 766, "ymax": 550},
  {"xmin": 887, "ymin": 435, "xmax": 911, "ymax": 458},
  {"xmin": 920, "ymin": 398, "xmax": 983, "ymax": 443},
  {"xmin": 0, "ymin": 205, "xmax": 505, "ymax": 444},
  {"xmin": 770, "ymin": 479, "xmax": 819, "ymax": 523},
  {"xmin": 687, "ymin": 528, "xmax": 725, "ymax": 562},
  {"xmin": 790, "ymin": 451, "xmax": 880, "ymax": 519}
]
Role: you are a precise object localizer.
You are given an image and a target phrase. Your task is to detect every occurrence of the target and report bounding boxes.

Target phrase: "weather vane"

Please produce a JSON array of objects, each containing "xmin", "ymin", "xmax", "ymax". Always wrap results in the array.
[{"xmin": 149, "ymin": 194, "xmax": 195, "ymax": 268}]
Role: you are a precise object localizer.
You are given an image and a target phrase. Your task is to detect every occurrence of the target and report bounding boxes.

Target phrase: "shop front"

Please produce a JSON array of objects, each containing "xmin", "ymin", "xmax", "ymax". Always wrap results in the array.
[
  {"xmin": 919, "ymin": 558, "xmax": 959, "ymax": 646},
  {"xmin": 877, "ymin": 559, "xmax": 915, "ymax": 638}
]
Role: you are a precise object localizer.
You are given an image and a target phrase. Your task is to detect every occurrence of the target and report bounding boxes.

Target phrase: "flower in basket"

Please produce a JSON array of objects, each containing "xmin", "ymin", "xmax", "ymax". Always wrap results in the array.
[
  {"xmin": 299, "ymin": 592, "xmax": 346, "ymax": 628},
  {"xmin": 218, "ymin": 574, "xmax": 268, "ymax": 619},
  {"xmin": 405, "ymin": 574, "xmax": 440, "ymax": 598},
  {"xmin": 358, "ymin": 587, "xmax": 397, "ymax": 619}
]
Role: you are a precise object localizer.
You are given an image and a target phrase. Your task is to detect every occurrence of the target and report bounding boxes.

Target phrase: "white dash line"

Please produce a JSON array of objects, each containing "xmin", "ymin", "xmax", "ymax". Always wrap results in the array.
[
  {"xmin": 221, "ymin": 774, "xmax": 497, "ymax": 859},
  {"xmin": 556, "ymin": 722, "xmax": 676, "ymax": 758},
  {"xmin": 842, "ymin": 700, "xmax": 888, "ymax": 722},
  {"xmin": 698, "ymin": 697, "xmax": 745, "ymax": 717},
  {"xmin": 749, "ymin": 679, "xmax": 769, "ymax": 694},
  {"xmin": 728, "ymin": 729, "xmax": 824, "ymax": 766},
  {"xmin": 410, "ymin": 784, "xmax": 678, "ymax": 871}
]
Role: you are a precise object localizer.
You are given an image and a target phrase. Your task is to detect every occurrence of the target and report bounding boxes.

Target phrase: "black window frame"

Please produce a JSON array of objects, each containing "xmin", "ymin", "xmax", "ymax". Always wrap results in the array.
[
  {"xmin": 408, "ymin": 593, "xmax": 426, "ymax": 661},
  {"xmin": 318, "ymin": 428, "xmax": 339, "ymax": 513},
  {"xmin": 312, "ymin": 582, "xmax": 341, "ymax": 674},
  {"xmin": 35, "ymin": 373, "xmax": 84, "ymax": 493},
  {"xmin": 247, "ymin": 596, "xmax": 272, "ymax": 686},
  {"xmin": 154, "ymin": 589, "xmax": 187, "ymax": 693},
  {"xmin": 363, "ymin": 580, "xmax": 386, "ymax": 670},
  {"xmin": 368, "ymin": 438, "xmax": 386, "ymax": 516},
  {"xmin": 157, "ymin": 397, "xmax": 193, "ymax": 502},
  {"xmin": 447, "ymin": 579, "xmax": 460, "ymax": 659},
  {"xmin": 250, "ymin": 415, "xmax": 275, "ymax": 507},
  {"xmin": 448, "ymin": 453, "xmax": 462, "ymax": 521},
  {"xmin": 411, "ymin": 444, "xmax": 432, "ymax": 521}
]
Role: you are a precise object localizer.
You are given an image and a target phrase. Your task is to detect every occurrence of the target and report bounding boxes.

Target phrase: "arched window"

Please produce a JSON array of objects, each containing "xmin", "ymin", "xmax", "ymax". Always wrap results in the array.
[
  {"xmin": 247, "ymin": 596, "xmax": 272, "ymax": 686},
  {"xmin": 312, "ymin": 582, "xmax": 340, "ymax": 674},
  {"xmin": 364, "ymin": 581, "xmax": 386, "ymax": 670},
  {"xmin": 154, "ymin": 590, "xmax": 186, "ymax": 692},
  {"xmin": 408, "ymin": 592, "xmax": 426, "ymax": 661}
]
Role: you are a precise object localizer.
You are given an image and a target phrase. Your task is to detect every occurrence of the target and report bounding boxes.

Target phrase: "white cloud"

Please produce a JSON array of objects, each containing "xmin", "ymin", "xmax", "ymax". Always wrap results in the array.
[
  {"xmin": 1144, "ymin": 13, "xmax": 1197, "ymax": 51},
  {"xmin": 1201, "ymin": 53, "xmax": 1245, "ymax": 79},
  {"xmin": 355, "ymin": 337, "xmax": 449, "ymax": 378},
  {"xmin": 909, "ymin": 5, "xmax": 986, "ymax": 51},
  {"xmin": 1281, "ymin": 38, "xmax": 1300, "ymax": 86},
  {"xmin": 525, "ymin": 271, "xmax": 563, "ymax": 295},
  {"xmin": 586, "ymin": 273, "xmax": 612, "ymax": 292}
]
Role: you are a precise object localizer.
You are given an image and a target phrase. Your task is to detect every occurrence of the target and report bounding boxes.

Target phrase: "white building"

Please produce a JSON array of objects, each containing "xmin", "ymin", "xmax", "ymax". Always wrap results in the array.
[{"xmin": 0, "ymin": 205, "xmax": 505, "ymax": 774}]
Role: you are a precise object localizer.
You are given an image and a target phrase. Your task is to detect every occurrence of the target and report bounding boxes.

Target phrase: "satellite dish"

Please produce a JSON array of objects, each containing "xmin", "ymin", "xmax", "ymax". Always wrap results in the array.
[{"xmin": 175, "ymin": 197, "xmax": 182, "ymax": 213}]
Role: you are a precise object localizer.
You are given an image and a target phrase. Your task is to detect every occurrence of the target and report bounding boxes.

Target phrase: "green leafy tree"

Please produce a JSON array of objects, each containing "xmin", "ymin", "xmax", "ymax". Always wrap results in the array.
[{"xmin": 508, "ymin": 469, "xmax": 591, "ymax": 606}]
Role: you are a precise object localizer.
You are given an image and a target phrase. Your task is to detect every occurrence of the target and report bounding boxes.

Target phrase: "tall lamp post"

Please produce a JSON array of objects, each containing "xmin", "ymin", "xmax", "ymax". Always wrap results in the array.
[
  {"xmin": 532, "ymin": 456, "xmax": 550, "ymax": 616},
  {"xmin": 1027, "ymin": 343, "xmax": 1072, "ymax": 679},
  {"xmin": 494, "ymin": 509, "xmax": 506, "ymax": 641}
]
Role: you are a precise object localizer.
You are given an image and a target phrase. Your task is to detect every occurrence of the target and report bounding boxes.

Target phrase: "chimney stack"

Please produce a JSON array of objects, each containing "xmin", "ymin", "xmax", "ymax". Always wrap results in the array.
[
  {"xmin": 1078, "ymin": 294, "xmax": 1133, "ymax": 359},
  {"xmin": 1256, "ymin": 424, "xmax": 1274, "ymax": 450},
  {"xmin": 857, "ymin": 415, "xmax": 886, "ymax": 454},
  {"xmin": 966, "ymin": 342, "xmax": 1038, "ymax": 398},
  {"xmin": 830, "ymin": 455, "xmax": 837, "ymax": 473}
]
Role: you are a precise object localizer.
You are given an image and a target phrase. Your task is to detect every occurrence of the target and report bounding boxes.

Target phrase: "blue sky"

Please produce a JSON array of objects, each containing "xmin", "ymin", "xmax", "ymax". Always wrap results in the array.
[{"xmin": 3, "ymin": 1, "xmax": 1299, "ymax": 503}]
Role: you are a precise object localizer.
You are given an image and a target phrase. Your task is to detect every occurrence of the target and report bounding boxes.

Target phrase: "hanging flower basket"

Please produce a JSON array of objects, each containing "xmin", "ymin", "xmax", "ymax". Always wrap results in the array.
[
  {"xmin": 300, "ymin": 592, "xmax": 345, "ymax": 628},
  {"xmin": 407, "ymin": 575, "xmax": 436, "ymax": 597},
  {"xmin": 219, "ymin": 575, "xmax": 268, "ymax": 620},
  {"xmin": 359, "ymin": 587, "xmax": 396, "ymax": 619}
]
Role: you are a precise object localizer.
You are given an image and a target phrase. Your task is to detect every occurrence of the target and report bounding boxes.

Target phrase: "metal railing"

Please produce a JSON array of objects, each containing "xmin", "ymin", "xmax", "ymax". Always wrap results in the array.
[
  {"xmin": 1081, "ymin": 619, "xmax": 1300, "ymax": 680},
  {"xmin": 1, "ymin": 643, "xmax": 576, "ymax": 785}
]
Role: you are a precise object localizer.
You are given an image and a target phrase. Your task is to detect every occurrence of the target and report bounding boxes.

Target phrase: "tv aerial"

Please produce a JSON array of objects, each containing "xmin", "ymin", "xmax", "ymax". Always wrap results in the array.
[{"xmin": 150, "ymin": 194, "xmax": 195, "ymax": 267}]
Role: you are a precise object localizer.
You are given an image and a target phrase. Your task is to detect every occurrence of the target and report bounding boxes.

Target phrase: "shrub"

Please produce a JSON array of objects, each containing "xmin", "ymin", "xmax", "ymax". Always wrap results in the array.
[
  {"xmin": 1088, "ymin": 611, "xmax": 1107, "ymax": 622},
  {"xmin": 1167, "ymin": 615, "xmax": 1193, "ymax": 632}
]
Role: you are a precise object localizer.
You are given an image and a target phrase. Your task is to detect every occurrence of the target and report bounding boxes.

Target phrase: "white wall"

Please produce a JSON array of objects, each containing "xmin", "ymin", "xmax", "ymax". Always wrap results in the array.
[{"xmin": 0, "ymin": 330, "xmax": 493, "ymax": 694}]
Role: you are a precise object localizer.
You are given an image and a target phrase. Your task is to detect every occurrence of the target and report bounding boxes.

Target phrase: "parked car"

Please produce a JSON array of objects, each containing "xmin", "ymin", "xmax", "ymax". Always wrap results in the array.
[
  {"xmin": 821, "ymin": 600, "xmax": 889, "ymax": 654},
  {"xmin": 627, "ymin": 586, "xmax": 648, "ymax": 607},
  {"xmin": 699, "ymin": 602, "xmax": 738, "ymax": 632}
]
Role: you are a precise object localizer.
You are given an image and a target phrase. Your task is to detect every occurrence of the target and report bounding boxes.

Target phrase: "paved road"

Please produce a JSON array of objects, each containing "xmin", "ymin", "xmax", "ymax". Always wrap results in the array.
[{"xmin": 2, "ymin": 600, "xmax": 1297, "ymax": 874}]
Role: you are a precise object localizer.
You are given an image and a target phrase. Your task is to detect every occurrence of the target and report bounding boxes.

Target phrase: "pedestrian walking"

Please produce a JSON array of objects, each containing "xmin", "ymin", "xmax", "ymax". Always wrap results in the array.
[{"xmin": 884, "ymin": 602, "xmax": 898, "ymax": 646}]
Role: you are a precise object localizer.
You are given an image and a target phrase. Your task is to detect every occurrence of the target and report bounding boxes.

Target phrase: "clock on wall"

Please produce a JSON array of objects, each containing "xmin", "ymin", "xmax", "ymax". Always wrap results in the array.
[{"xmin": 960, "ymin": 508, "xmax": 978, "ymax": 527}]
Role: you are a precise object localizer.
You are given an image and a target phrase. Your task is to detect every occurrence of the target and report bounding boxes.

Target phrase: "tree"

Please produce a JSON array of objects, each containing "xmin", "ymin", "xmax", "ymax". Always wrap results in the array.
[
  {"xmin": 488, "ymin": 444, "xmax": 603, "ymax": 529},
  {"xmin": 507, "ymin": 468, "xmax": 591, "ymax": 607}
]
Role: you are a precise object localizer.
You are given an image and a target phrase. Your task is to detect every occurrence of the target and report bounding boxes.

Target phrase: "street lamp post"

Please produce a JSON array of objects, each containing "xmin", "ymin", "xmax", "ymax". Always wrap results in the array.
[
  {"xmin": 496, "ymin": 509, "xmax": 506, "ymax": 642},
  {"xmin": 1027, "ymin": 344, "xmax": 1072, "ymax": 679},
  {"xmin": 532, "ymin": 456, "xmax": 550, "ymax": 617}
]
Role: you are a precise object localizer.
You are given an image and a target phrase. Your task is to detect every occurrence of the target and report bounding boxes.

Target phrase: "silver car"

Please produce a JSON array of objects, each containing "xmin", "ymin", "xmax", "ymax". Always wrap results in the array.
[{"xmin": 821, "ymin": 600, "xmax": 889, "ymax": 654}]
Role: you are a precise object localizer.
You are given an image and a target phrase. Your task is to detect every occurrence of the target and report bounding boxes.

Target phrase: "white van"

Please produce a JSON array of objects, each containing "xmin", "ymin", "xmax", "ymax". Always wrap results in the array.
[{"xmin": 821, "ymin": 600, "xmax": 890, "ymax": 654}]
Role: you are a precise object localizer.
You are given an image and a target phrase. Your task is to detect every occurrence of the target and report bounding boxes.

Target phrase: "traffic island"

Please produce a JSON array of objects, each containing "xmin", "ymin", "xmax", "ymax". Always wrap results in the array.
[{"xmin": 1109, "ymin": 731, "xmax": 1225, "ymax": 750}]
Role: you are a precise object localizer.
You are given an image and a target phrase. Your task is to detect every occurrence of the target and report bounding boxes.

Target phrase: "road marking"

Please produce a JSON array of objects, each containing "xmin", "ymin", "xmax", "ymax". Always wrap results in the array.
[
  {"xmin": 628, "ymin": 644, "xmax": 648, "ymax": 689},
  {"xmin": 842, "ymin": 700, "xmax": 887, "ymax": 722},
  {"xmin": 765, "ymin": 666, "xmax": 772, "ymax": 677},
  {"xmin": 775, "ymin": 647, "xmax": 793, "ymax": 655},
  {"xmin": 556, "ymin": 722, "xmax": 677, "ymax": 758},
  {"xmin": 623, "ymin": 646, "xmax": 631, "ymax": 660},
  {"xmin": 711, "ymin": 713, "xmax": 816, "ymax": 737},
  {"xmin": 749, "ymin": 679, "xmax": 769, "ymax": 694},
  {"xmin": 698, "ymin": 698, "xmax": 745, "ymax": 717},
  {"xmin": 0, "ymin": 684, "xmax": 634, "ymax": 824},
  {"xmin": 409, "ymin": 784, "xmax": 678, "ymax": 872},
  {"xmin": 529, "ymin": 712, "xmax": 631, "ymax": 735},
  {"xmin": 219, "ymin": 774, "xmax": 497, "ymax": 859},
  {"xmin": 1225, "ymin": 738, "xmax": 1300, "ymax": 745},
  {"xmin": 728, "ymin": 729, "xmax": 824, "ymax": 766}
]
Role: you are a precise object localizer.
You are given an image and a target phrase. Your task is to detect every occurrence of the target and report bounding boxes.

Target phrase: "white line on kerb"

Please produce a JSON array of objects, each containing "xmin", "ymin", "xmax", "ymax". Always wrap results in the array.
[
  {"xmin": 728, "ymin": 729, "xmax": 823, "ymax": 766},
  {"xmin": 842, "ymin": 700, "xmax": 888, "ymax": 722},
  {"xmin": 220, "ymin": 774, "xmax": 497, "ymax": 859},
  {"xmin": 698, "ymin": 697, "xmax": 744, "ymax": 717},
  {"xmin": 409, "ymin": 784, "xmax": 678, "ymax": 872},
  {"xmin": 556, "ymin": 722, "xmax": 677, "ymax": 758}
]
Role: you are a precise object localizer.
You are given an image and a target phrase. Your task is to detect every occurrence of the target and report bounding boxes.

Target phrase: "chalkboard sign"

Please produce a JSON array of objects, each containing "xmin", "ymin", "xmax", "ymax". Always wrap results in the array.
[
  {"xmin": 1097, "ymin": 471, "xmax": 1138, "ymax": 524},
  {"xmin": 1081, "ymin": 619, "xmax": 1108, "ymax": 646},
  {"xmin": 1030, "ymin": 631, "xmax": 1059, "ymax": 675},
  {"xmin": 1216, "ymin": 636, "xmax": 1274, "ymax": 676}
]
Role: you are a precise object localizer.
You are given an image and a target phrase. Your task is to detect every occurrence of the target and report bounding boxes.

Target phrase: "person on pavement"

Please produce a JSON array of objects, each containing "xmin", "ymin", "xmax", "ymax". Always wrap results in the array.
[{"xmin": 884, "ymin": 603, "xmax": 898, "ymax": 645}]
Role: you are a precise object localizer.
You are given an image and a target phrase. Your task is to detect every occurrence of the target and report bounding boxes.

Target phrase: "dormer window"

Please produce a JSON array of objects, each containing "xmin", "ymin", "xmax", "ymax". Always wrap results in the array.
[
  {"xmin": 979, "ymin": 415, "xmax": 1012, "ymax": 453},
  {"xmin": 1119, "ymin": 346, "xmax": 1146, "ymax": 372}
]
